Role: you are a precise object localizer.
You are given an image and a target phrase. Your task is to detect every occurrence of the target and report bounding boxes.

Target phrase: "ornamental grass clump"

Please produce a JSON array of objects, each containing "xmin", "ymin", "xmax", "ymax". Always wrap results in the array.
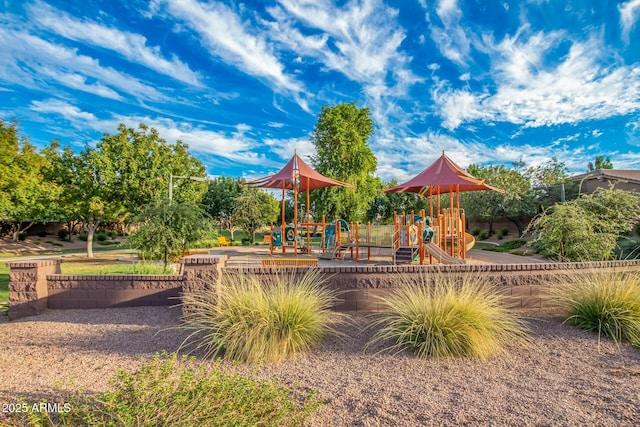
[
  {"xmin": 370, "ymin": 273, "xmax": 529, "ymax": 360},
  {"xmin": 550, "ymin": 270, "xmax": 640, "ymax": 347},
  {"xmin": 180, "ymin": 269, "xmax": 342, "ymax": 364}
]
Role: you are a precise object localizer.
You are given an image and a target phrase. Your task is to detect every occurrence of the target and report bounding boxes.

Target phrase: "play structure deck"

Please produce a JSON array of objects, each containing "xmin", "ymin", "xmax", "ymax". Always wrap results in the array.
[{"xmin": 267, "ymin": 208, "xmax": 474, "ymax": 265}]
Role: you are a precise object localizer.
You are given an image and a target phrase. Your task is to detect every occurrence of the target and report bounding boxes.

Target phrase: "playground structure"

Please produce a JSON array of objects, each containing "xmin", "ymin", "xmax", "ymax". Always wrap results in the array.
[
  {"xmin": 253, "ymin": 150, "xmax": 501, "ymax": 265},
  {"xmin": 267, "ymin": 207, "xmax": 474, "ymax": 265}
]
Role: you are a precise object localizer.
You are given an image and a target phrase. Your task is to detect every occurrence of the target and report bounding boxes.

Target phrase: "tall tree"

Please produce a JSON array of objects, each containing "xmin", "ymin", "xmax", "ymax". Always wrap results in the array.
[
  {"xmin": 202, "ymin": 177, "xmax": 243, "ymax": 240},
  {"xmin": 587, "ymin": 155, "xmax": 614, "ymax": 171},
  {"xmin": 41, "ymin": 141, "xmax": 83, "ymax": 241},
  {"xmin": 96, "ymin": 123, "xmax": 207, "ymax": 220},
  {"xmin": 0, "ymin": 120, "xmax": 59, "ymax": 240},
  {"xmin": 310, "ymin": 103, "xmax": 379, "ymax": 222}
]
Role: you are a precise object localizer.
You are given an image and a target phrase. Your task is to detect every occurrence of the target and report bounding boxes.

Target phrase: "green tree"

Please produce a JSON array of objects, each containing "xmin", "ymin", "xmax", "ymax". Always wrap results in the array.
[
  {"xmin": 231, "ymin": 188, "xmax": 279, "ymax": 243},
  {"xmin": 0, "ymin": 120, "xmax": 60, "ymax": 241},
  {"xmin": 128, "ymin": 202, "xmax": 214, "ymax": 266},
  {"xmin": 587, "ymin": 155, "xmax": 614, "ymax": 171},
  {"xmin": 365, "ymin": 180, "xmax": 428, "ymax": 224},
  {"xmin": 310, "ymin": 103, "xmax": 379, "ymax": 222},
  {"xmin": 526, "ymin": 157, "xmax": 579, "ymax": 208},
  {"xmin": 96, "ymin": 123, "xmax": 207, "ymax": 220},
  {"xmin": 461, "ymin": 164, "xmax": 534, "ymax": 236},
  {"xmin": 41, "ymin": 141, "xmax": 83, "ymax": 241},
  {"xmin": 527, "ymin": 187, "xmax": 640, "ymax": 261},
  {"xmin": 202, "ymin": 177, "xmax": 243, "ymax": 240}
]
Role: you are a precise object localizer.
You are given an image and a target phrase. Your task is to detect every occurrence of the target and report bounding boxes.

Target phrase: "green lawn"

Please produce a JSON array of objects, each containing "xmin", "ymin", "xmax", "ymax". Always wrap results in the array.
[
  {"xmin": 0, "ymin": 263, "xmax": 9, "ymax": 305},
  {"xmin": 61, "ymin": 262, "xmax": 176, "ymax": 275}
]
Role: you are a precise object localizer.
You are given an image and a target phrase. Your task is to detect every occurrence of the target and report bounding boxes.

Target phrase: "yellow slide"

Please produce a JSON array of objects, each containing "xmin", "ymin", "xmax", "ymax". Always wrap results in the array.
[{"xmin": 464, "ymin": 232, "xmax": 475, "ymax": 250}]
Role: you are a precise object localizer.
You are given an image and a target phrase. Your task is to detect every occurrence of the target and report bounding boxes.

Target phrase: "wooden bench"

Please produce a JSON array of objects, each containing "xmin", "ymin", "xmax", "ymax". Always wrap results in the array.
[{"xmin": 261, "ymin": 257, "xmax": 319, "ymax": 268}]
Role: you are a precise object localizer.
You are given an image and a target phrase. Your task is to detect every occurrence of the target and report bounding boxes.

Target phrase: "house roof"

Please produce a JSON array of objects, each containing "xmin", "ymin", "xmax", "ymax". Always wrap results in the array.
[{"xmin": 569, "ymin": 170, "xmax": 640, "ymax": 186}]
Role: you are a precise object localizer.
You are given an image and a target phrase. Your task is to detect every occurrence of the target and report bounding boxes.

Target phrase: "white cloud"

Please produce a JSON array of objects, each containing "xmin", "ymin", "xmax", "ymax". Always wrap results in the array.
[
  {"xmin": 27, "ymin": 1, "xmax": 203, "ymax": 87},
  {"xmin": 150, "ymin": 0, "xmax": 308, "ymax": 110},
  {"xmin": 267, "ymin": 0, "xmax": 417, "ymax": 135},
  {"xmin": 263, "ymin": 136, "xmax": 315, "ymax": 160},
  {"xmin": 31, "ymin": 99, "xmax": 98, "ymax": 123},
  {"xmin": 626, "ymin": 117, "xmax": 640, "ymax": 146},
  {"xmin": 434, "ymin": 31, "xmax": 640, "ymax": 130},
  {"xmin": 429, "ymin": 0, "xmax": 471, "ymax": 67},
  {"xmin": 0, "ymin": 29, "xmax": 164, "ymax": 101},
  {"xmin": 619, "ymin": 0, "xmax": 640, "ymax": 43},
  {"xmin": 28, "ymin": 99, "xmax": 273, "ymax": 166}
]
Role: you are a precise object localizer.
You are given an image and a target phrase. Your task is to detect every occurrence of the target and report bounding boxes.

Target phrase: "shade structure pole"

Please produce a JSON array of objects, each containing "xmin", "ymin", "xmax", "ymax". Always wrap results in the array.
[
  {"xmin": 429, "ymin": 188, "xmax": 433, "ymax": 218},
  {"xmin": 449, "ymin": 184, "xmax": 454, "ymax": 256},
  {"xmin": 306, "ymin": 176, "xmax": 311, "ymax": 254},
  {"xmin": 282, "ymin": 181, "xmax": 286, "ymax": 254},
  {"xmin": 294, "ymin": 177, "xmax": 298, "ymax": 256}
]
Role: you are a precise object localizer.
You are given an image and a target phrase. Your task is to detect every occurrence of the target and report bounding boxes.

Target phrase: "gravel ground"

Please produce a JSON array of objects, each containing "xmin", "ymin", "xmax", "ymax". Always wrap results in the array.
[{"xmin": 1, "ymin": 306, "xmax": 639, "ymax": 426}]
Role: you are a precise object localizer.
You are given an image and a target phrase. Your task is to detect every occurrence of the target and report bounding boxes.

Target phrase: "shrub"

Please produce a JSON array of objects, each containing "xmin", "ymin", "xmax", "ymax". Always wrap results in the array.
[
  {"xmin": 499, "ymin": 227, "xmax": 509, "ymax": 237},
  {"xmin": 180, "ymin": 269, "xmax": 343, "ymax": 363},
  {"xmin": 471, "ymin": 227, "xmax": 481, "ymax": 236},
  {"xmin": 95, "ymin": 232, "xmax": 108, "ymax": 242},
  {"xmin": 57, "ymin": 229, "xmax": 69, "ymax": 240},
  {"xmin": 37, "ymin": 231, "xmax": 48, "ymax": 237},
  {"xmin": 478, "ymin": 230, "xmax": 489, "ymax": 240},
  {"xmin": 369, "ymin": 273, "xmax": 529, "ymax": 359},
  {"xmin": 550, "ymin": 270, "xmax": 640, "ymax": 347},
  {"xmin": 78, "ymin": 232, "xmax": 88, "ymax": 241},
  {"xmin": 499, "ymin": 239, "xmax": 526, "ymax": 251},
  {"xmin": 10, "ymin": 353, "xmax": 321, "ymax": 426}
]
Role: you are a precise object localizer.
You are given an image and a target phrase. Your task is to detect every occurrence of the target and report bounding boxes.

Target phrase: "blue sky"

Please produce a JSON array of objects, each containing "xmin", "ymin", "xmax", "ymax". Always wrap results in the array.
[{"xmin": 1, "ymin": 0, "xmax": 640, "ymax": 182}]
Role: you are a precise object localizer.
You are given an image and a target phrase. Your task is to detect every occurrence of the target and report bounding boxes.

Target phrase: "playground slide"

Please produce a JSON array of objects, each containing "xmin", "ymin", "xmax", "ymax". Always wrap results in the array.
[
  {"xmin": 464, "ymin": 232, "xmax": 475, "ymax": 251},
  {"xmin": 423, "ymin": 242, "xmax": 465, "ymax": 264}
]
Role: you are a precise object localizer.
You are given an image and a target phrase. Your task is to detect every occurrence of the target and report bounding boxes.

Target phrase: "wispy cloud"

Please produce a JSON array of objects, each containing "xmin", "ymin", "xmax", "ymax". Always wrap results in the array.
[
  {"xmin": 619, "ymin": 0, "xmax": 640, "ymax": 43},
  {"xmin": 263, "ymin": 136, "xmax": 315, "ymax": 160},
  {"xmin": 434, "ymin": 31, "xmax": 640, "ymax": 130},
  {"xmin": 429, "ymin": 0, "xmax": 471, "ymax": 67},
  {"xmin": 0, "ymin": 28, "xmax": 164, "ymax": 101},
  {"xmin": 266, "ymin": 0, "xmax": 418, "ymax": 141},
  {"xmin": 150, "ymin": 0, "xmax": 309, "ymax": 111},
  {"xmin": 29, "ymin": 99, "xmax": 286, "ymax": 166},
  {"xmin": 27, "ymin": 1, "xmax": 203, "ymax": 87}
]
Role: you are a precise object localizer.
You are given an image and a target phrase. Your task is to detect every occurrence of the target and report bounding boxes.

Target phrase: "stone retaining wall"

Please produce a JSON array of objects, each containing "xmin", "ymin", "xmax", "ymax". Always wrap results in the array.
[
  {"xmin": 47, "ymin": 274, "xmax": 184, "ymax": 309},
  {"xmin": 7, "ymin": 256, "xmax": 640, "ymax": 320}
]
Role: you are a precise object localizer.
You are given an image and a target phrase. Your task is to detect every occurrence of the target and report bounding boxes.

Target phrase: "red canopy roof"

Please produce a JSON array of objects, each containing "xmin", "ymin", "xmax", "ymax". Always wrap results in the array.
[
  {"xmin": 384, "ymin": 151, "xmax": 504, "ymax": 195},
  {"xmin": 245, "ymin": 153, "xmax": 352, "ymax": 191}
]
